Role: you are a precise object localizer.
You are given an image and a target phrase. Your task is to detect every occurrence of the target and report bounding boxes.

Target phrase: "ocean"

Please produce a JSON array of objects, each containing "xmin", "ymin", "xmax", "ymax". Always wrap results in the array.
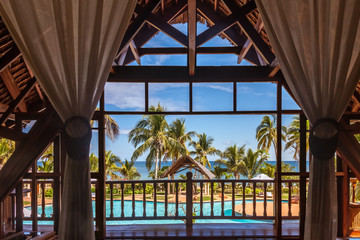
[{"xmin": 129, "ymin": 160, "xmax": 308, "ymax": 180}]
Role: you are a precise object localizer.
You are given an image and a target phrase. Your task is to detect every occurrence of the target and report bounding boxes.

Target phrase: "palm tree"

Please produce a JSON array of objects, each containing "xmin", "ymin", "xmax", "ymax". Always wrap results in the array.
[
  {"xmin": 189, "ymin": 133, "xmax": 220, "ymax": 170},
  {"xmin": 165, "ymin": 118, "xmax": 195, "ymax": 191},
  {"xmin": 256, "ymin": 115, "xmax": 286, "ymax": 157},
  {"xmin": 104, "ymin": 115, "xmax": 120, "ymax": 141},
  {"xmin": 166, "ymin": 118, "xmax": 195, "ymax": 163},
  {"xmin": 92, "ymin": 108, "xmax": 120, "ymax": 142},
  {"xmin": 148, "ymin": 166, "xmax": 169, "ymax": 180},
  {"xmin": 119, "ymin": 159, "xmax": 141, "ymax": 180},
  {"xmin": 89, "ymin": 151, "xmax": 122, "ymax": 180},
  {"xmin": 259, "ymin": 162, "xmax": 275, "ymax": 178},
  {"xmin": 89, "ymin": 153, "xmax": 99, "ymax": 172},
  {"xmin": 285, "ymin": 116, "xmax": 309, "ymax": 161},
  {"xmin": 212, "ymin": 165, "xmax": 226, "ymax": 179},
  {"xmin": 240, "ymin": 148, "xmax": 268, "ymax": 179},
  {"xmin": 216, "ymin": 144, "xmax": 246, "ymax": 179},
  {"xmin": 0, "ymin": 138, "xmax": 15, "ymax": 165},
  {"xmin": 129, "ymin": 104, "xmax": 179, "ymax": 180},
  {"xmin": 38, "ymin": 145, "xmax": 54, "ymax": 172}
]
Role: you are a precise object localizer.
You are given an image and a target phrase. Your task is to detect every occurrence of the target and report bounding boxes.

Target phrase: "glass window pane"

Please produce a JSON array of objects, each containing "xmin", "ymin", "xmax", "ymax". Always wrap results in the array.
[
  {"xmin": 104, "ymin": 83, "xmax": 145, "ymax": 111},
  {"xmin": 237, "ymin": 82, "xmax": 276, "ymax": 111},
  {"xmin": 193, "ymin": 83, "xmax": 233, "ymax": 111},
  {"xmin": 282, "ymin": 87, "xmax": 300, "ymax": 110},
  {"xmin": 149, "ymin": 83, "xmax": 189, "ymax": 111}
]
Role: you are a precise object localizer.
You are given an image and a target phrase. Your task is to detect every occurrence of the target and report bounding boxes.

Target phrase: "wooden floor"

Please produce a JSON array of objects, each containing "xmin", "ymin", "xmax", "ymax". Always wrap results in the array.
[
  {"xmin": 22, "ymin": 224, "xmax": 360, "ymax": 240},
  {"xmin": 24, "ymin": 223, "xmax": 299, "ymax": 239},
  {"xmin": 105, "ymin": 223, "xmax": 300, "ymax": 239}
]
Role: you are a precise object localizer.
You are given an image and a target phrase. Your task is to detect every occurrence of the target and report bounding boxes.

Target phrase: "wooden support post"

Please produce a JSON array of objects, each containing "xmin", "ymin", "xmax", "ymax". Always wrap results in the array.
[
  {"xmin": 275, "ymin": 82, "xmax": 282, "ymax": 239},
  {"xmin": 188, "ymin": 0, "xmax": 196, "ymax": 75},
  {"xmin": 96, "ymin": 93, "xmax": 106, "ymax": 240},
  {"xmin": 31, "ymin": 162, "xmax": 38, "ymax": 232},
  {"xmin": 337, "ymin": 156, "xmax": 349, "ymax": 237},
  {"xmin": 53, "ymin": 135, "xmax": 61, "ymax": 234},
  {"xmin": 186, "ymin": 172, "xmax": 193, "ymax": 234},
  {"xmin": 14, "ymin": 117, "xmax": 23, "ymax": 233},
  {"xmin": 0, "ymin": 201, "xmax": 3, "ymax": 237},
  {"xmin": 299, "ymin": 114, "xmax": 307, "ymax": 238}
]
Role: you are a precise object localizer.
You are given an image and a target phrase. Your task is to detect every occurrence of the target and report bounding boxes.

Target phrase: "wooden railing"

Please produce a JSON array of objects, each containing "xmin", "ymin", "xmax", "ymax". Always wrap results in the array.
[
  {"xmin": 11, "ymin": 172, "xmax": 300, "ymax": 233},
  {"xmin": 100, "ymin": 172, "xmax": 300, "ymax": 229},
  {"xmin": 22, "ymin": 180, "xmax": 55, "ymax": 222}
]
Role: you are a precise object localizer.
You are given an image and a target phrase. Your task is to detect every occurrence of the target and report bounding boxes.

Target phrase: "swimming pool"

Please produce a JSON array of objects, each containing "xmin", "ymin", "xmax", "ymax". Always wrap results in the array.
[{"xmin": 26, "ymin": 200, "xmax": 273, "ymax": 225}]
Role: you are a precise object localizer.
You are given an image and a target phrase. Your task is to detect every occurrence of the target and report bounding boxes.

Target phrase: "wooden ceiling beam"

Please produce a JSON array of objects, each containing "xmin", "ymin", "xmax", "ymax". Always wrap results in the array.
[
  {"xmin": 108, "ymin": 66, "xmax": 277, "ymax": 82},
  {"xmin": 188, "ymin": 0, "xmax": 197, "ymax": 75},
  {"xmin": 117, "ymin": 0, "xmax": 161, "ymax": 57},
  {"xmin": 139, "ymin": 46, "xmax": 244, "ymax": 55},
  {"xmin": 0, "ymin": 77, "xmax": 36, "ymax": 125},
  {"xmin": 0, "ymin": 126, "xmax": 26, "ymax": 142},
  {"xmin": 222, "ymin": 0, "xmax": 276, "ymax": 64},
  {"xmin": 196, "ymin": 0, "xmax": 256, "ymax": 47},
  {"xmin": 237, "ymin": 17, "xmax": 263, "ymax": 64},
  {"xmin": 0, "ymin": 46, "xmax": 21, "ymax": 72},
  {"xmin": 123, "ymin": 1, "xmax": 188, "ymax": 65},
  {"xmin": 117, "ymin": 45, "xmax": 129, "ymax": 66},
  {"xmin": 147, "ymin": 14, "xmax": 188, "ymax": 47},
  {"xmin": 129, "ymin": 40, "xmax": 141, "ymax": 65},
  {"xmin": 0, "ymin": 67, "xmax": 27, "ymax": 112},
  {"xmin": 197, "ymin": 1, "xmax": 259, "ymax": 64}
]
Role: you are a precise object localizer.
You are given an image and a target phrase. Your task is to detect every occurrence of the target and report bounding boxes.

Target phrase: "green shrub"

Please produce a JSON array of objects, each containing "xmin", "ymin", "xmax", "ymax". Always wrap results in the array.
[
  {"xmin": 145, "ymin": 185, "xmax": 154, "ymax": 194},
  {"xmin": 45, "ymin": 188, "xmax": 53, "ymax": 198}
]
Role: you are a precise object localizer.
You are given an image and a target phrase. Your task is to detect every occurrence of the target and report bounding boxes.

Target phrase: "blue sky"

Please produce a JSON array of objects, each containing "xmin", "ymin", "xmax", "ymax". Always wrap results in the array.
[{"xmin": 90, "ymin": 23, "xmax": 301, "ymax": 168}]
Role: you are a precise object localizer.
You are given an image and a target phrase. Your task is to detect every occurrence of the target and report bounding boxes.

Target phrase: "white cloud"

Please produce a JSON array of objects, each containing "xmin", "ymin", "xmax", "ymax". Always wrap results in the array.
[
  {"xmin": 154, "ymin": 55, "xmax": 170, "ymax": 66},
  {"xmin": 149, "ymin": 83, "xmax": 188, "ymax": 92},
  {"xmin": 223, "ymin": 140, "xmax": 234, "ymax": 146},
  {"xmin": 119, "ymin": 129, "xmax": 131, "ymax": 135},
  {"xmin": 207, "ymin": 84, "xmax": 233, "ymax": 93},
  {"xmin": 149, "ymin": 97, "xmax": 188, "ymax": 111},
  {"xmin": 105, "ymin": 83, "xmax": 144, "ymax": 110},
  {"xmin": 237, "ymin": 86, "xmax": 251, "ymax": 93}
]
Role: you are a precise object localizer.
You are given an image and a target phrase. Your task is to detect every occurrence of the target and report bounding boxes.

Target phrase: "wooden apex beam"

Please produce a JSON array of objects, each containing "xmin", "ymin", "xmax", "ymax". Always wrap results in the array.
[
  {"xmin": 139, "ymin": 46, "xmax": 244, "ymax": 55},
  {"xmin": 123, "ymin": 1, "xmax": 188, "ymax": 65},
  {"xmin": 222, "ymin": 0, "xmax": 276, "ymax": 64},
  {"xmin": 108, "ymin": 66, "xmax": 277, "ymax": 82},
  {"xmin": 0, "ymin": 77, "xmax": 36, "ymax": 125},
  {"xmin": 0, "ymin": 68, "xmax": 28, "ymax": 112},
  {"xmin": 0, "ymin": 107, "xmax": 63, "ymax": 202},
  {"xmin": 188, "ymin": 0, "xmax": 197, "ymax": 75},
  {"xmin": 146, "ymin": 14, "xmax": 188, "ymax": 47},
  {"xmin": 0, "ymin": 46, "xmax": 21, "ymax": 73},
  {"xmin": 117, "ymin": 0, "xmax": 161, "ymax": 57},
  {"xmin": 197, "ymin": 1, "xmax": 259, "ymax": 64},
  {"xmin": 196, "ymin": 0, "xmax": 256, "ymax": 47},
  {"xmin": 237, "ymin": 17, "xmax": 263, "ymax": 64},
  {"xmin": 129, "ymin": 40, "xmax": 141, "ymax": 65}
]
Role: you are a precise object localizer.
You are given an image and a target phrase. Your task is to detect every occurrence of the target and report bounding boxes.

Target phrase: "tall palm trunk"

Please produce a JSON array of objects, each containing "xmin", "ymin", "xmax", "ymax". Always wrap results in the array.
[{"xmin": 154, "ymin": 148, "xmax": 160, "ymax": 180}]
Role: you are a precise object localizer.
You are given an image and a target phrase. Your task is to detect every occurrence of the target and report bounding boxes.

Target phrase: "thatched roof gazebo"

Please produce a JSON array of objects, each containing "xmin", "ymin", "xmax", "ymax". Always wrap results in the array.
[{"xmin": 161, "ymin": 155, "xmax": 215, "ymax": 179}]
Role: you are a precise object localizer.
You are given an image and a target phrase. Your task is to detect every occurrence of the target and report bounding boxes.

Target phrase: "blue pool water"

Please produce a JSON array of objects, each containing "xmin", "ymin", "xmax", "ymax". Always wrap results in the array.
[{"xmin": 27, "ymin": 200, "xmax": 272, "ymax": 225}]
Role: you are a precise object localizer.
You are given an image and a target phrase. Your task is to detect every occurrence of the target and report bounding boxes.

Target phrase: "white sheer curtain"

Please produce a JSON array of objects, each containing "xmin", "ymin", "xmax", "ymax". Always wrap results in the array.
[
  {"xmin": 255, "ymin": 0, "xmax": 360, "ymax": 239},
  {"xmin": 0, "ymin": 1, "xmax": 136, "ymax": 239}
]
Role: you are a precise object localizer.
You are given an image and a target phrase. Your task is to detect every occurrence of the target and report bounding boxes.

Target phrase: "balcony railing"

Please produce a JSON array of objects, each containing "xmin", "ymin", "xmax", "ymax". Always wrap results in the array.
[{"xmin": 14, "ymin": 172, "xmax": 300, "ymax": 233}]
